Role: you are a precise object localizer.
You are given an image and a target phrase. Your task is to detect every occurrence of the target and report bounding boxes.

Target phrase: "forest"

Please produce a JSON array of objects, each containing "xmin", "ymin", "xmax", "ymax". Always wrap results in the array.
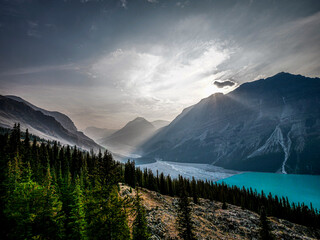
[
  {"xmin": 0, "ymin": 124, "xmax": 148, "ymax": 239},
  {"xmin": 0, "ymin": 125, "xmax": 319, "ymax": 240}
]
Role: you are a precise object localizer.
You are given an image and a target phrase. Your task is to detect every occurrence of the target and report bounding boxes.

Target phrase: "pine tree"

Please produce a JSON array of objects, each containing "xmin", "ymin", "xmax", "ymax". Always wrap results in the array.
[
  {"xmin": 24, "ymin": 129, "xmax": 30, "ymax": 148},
  {"xmin": 191, "ymin": 177, "xmax": 198, "ymax": 204},
  {"xmin": 159, "ymin": 172, "xmax": 167, "ymax": 195},
  {"xmin": 259, "ymin": 206, "xmax": 274, "ymax": 240},
  {"xmin": 222, "ymin": 200, "xmax": 227, "ymax": 210},
  {"xmin": 176, "ymin": 178, "xmax": 196, "ymax": 240},
  {"xmin": 33, "ymin": 165, "xmax": 63, "ymax": 239},
  {"xmin": 86, "ymin": 151, "xmax": 130, "ymax": 239},
  {"xmin": 124, "ymin": 160, "xmax": 136, "ymax": 188},
  {"xmin": 87, "ymin": 186, "xmax": 130, "ymax": 240},
  {"xmin": 67, "ymin": 176, "xmax": 88, "ymax": 240},
  {"xmin": 132, "ymin": 189, "xmax": 150, "ymax": 240}
]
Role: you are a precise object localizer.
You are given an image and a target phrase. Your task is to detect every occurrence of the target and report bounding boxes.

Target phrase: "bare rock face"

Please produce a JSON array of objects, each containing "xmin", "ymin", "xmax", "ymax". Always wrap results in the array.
[
  {"xmin": 119, "ymin": 184, "xmax": 320, "ymax": 240},
  {"xmin": 141, "ymin": 73, "xmax": 320, "ymax": 174}
]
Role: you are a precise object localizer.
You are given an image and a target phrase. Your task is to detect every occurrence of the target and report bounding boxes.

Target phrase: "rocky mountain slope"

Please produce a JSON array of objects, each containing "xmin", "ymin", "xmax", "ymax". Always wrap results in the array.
[
  {"xmin": 140, "ymin": 73, "xmax": 320, "ymax": 174},
  {"xmin": 120, "ymin": 184, "xmax": 320, "ymax": 240},
  {"xmin": 151, "ymin": 120, "xmax": 170, "ymax": 129},
  {"xmin": 0, "ymin": 95, "xmax": 101, "ymax": 151},
  {"xmin": 5, "ymin": 95, "xmax": 78, "ymax": 133}
]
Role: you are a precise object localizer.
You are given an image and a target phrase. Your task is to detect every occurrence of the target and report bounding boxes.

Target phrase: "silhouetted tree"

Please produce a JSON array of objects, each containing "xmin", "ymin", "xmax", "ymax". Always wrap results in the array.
[
  {"xmin": 259, "ymin": 206, "xmax": 274, "ymax": 240},
  {"xmin": 176, "ymin": 177, "xmax": 196, "ymax": 240}
]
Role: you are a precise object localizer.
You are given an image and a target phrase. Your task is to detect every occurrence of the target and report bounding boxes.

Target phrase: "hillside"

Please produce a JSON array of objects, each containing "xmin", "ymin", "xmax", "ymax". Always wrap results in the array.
[
  {"xmin": 5, "ymin": 95, "xmax": 78, "ymax": 133},
  {"xmin": 0, "ymin": 95, "xmax": 102, "ymax": 151},
  {"xmin": 151, "ymin": 120, "xmax": 170, "ymax": 129},
  {"xmin": 120, "ymin": 184, "xmax": 320, "ymax": 240}
]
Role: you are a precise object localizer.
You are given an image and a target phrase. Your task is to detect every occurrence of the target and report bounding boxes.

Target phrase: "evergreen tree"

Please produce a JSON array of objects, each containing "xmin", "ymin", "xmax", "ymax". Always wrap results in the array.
[
  {"xmin": 176, "ymin": 177, "xmax": 196, "ymax": 240},
  {"xmin": 124, "ymin": 160, "xmax": 136, "ymax": 188},
  {"xmin": 87, "ymin": 186, "xmax": 130, "ymax": 240},
  {"xmin": 222, "ymin": 200, "xmax": 227, "ymax": 210},
  {"xmin": 191, "ymin": 177, "xmax": 198, "ymax": 204},
  {"xmin": 259, "ymin": 206, "xmax": 274, "ymax": 240},
  {"xmin": 24, "ymin": 129, "xmax": 30, "ymax": 149},
  {"xmin": 33, "ymin": 165, "xmax": 63, "ymax": 239},
  {"xmin": 86, "ymin": 150, "xmax": 130, "ymax": 239},
  {"xmin": 67, "ymin": 176, "xmax": 88, "ymax": 240},
  {"xmin": 132, "ymin": 189, "xmax": 150, "ymax": 240},
  {"xmin": 60, "ymin": 170, "xmax": 74, "ymax": 238},
  {"xmin": 159, "ymin": 172, "xmax": 168, "ymax": 195}
]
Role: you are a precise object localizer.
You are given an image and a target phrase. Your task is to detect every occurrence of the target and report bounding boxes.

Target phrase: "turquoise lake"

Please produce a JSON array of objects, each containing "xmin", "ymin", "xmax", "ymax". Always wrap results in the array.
[{"xmin": 217, "ymin": 172, "xmax": 320, "ymax": 210}]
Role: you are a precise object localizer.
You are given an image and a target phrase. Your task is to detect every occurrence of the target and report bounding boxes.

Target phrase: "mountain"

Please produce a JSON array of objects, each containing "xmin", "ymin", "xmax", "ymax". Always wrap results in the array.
[
  {"xmin": 151, "ymin": 120, "xmax": 170, "ymax": 129},
  {"xmin": 0, "ymin": 95, "xmax": 102, "ymax": 151},
  {"xmin": 99, "ymin": 117, "xmax": 156, "ymax": 155},
  {"xmin": 140, "ymin": 73, "xmax": 320, "ymax": 174},
  {"xmin": 5, "ymin": 95, "xmax": 78, "ymax": 133},
  {"xmin": 84, "ymin": 126, "xmax": 117, "ymax": 141}
]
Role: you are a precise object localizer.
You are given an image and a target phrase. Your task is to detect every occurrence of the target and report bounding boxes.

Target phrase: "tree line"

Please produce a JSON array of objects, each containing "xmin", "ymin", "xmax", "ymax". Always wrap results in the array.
[{"xmin": 123, "ymin": 160, "xmax": 320, "ymax": 229}]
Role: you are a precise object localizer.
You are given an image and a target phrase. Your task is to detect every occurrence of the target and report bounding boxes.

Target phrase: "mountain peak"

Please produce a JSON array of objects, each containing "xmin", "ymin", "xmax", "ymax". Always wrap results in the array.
[
  {"xmin": 198, "ymin": 92, "xmax": 225, "ymax": 105},
  {"xmin": 125, "ymin": 117, "xmax": 153, "ymax": 128},
  {"xmin": 274, "ymin": 71, "xmax": 290, "ymax": 76},
  {"xmin": 100, "ymin": 116, "xmax": 156, "ymax": 150},
  {"xmin": 132, "ymin": 117, "xmax": 149, "ymax": 122}
]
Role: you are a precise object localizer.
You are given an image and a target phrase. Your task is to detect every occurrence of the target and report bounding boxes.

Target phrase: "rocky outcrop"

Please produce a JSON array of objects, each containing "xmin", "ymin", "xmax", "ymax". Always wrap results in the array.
[{"xmin": 119, "ymin": 184, "xmax": 320, "ymax": 240}]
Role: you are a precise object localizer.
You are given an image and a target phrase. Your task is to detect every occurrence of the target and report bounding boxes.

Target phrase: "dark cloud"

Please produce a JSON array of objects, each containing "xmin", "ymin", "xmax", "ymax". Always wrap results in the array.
[
  {"xmin": 0, "ymin": 0, "xmax": 319, "ymax": 128},
  {"xmin": 213, "ymin": 80, "xmax": 236, "ymax": 88}
]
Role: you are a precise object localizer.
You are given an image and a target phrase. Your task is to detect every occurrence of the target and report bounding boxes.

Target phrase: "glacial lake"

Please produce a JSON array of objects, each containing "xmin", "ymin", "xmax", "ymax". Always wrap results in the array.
[
  {"xmin": 136, "ymin": 160, "xmax": 320, "ymax": 210},
  {"xmin": 217, "ymin": 172, "xmax": 320, "ymax": 210}
]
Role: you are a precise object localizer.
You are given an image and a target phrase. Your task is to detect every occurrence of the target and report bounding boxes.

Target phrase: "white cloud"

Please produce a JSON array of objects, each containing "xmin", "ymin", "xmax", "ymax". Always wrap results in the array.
[{"xmin": 89, "ymin": 40, "xmax": 230, "ymax": 121}]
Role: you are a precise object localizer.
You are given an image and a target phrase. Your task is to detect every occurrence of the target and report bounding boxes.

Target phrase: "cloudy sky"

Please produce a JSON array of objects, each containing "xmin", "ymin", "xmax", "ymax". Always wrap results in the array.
[{"xmin": 0, "ymin": 0, "xmax": 319, "ymax": 129}]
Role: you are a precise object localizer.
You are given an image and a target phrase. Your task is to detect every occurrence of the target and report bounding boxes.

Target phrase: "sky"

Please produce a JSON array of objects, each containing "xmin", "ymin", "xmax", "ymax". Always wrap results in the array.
[{"xmin": 0, "ymin": 0, "xmax": 319, "ymax": 129}]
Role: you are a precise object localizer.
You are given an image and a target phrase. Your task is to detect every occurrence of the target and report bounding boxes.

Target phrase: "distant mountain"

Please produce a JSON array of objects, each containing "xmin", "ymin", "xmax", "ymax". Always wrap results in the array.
[
  {"xmin": 99, "ymin": 117, "xmax": 156, "ymax": 155},
  {"xmin": 141, "ymin": 73, "xmax": 320, "ymax": 174},
  {"xmin": 84, "ymin": 126, "xmax": 118, "ymax": 141},
  {"xmin": 151, "ymin": 120, "xmax": 170, "ymax": 129},
  {"xmin": 0, "ymin": 95, "xmax": 102, "ymax": 151}
]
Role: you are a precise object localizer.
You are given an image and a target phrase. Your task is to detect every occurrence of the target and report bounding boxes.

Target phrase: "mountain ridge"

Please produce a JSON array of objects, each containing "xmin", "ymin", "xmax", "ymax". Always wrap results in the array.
[
  {"xmin": 5, "ymin": 95, "xmax": 78, "ymax": 133},
  {"xmin": 140, "ymin": 72, "xmax": 320, "ymax": 174},
  {"xmin": 0, "ymin": 95, "xmax": 102, "ymax": 151}
]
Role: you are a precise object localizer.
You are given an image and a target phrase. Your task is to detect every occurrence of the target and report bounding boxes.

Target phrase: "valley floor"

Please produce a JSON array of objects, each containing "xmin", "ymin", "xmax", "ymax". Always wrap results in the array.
[{"xmin": 119, "ymin": 184, "xmax": 320, "ymax": 240}]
